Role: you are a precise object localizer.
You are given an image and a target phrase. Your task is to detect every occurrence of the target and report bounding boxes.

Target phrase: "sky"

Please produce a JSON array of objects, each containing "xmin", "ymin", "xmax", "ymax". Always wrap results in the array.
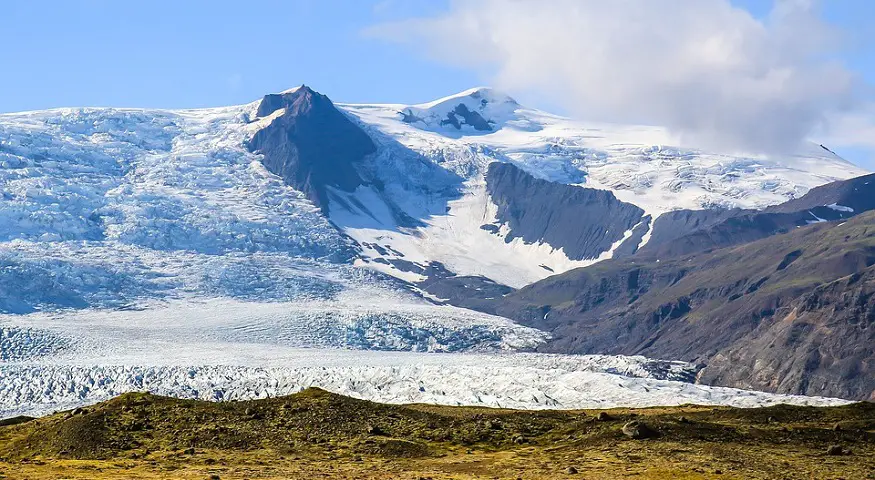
[{"xmin": 1, "ymin": 0, "xmax": 874, "ymax": 167}]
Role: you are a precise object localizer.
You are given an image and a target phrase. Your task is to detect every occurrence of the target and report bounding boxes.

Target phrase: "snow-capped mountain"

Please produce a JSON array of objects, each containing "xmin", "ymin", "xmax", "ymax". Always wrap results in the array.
[
  {"xmin": 0, "ymin": 85, "xmax": 865, "ymax": 306},
  {"xmin": 333, "ymin": 87, "xmax": 866, "ymax": 287},
  {"xmin": 0, "ymin": 85, "xmax": 867, "ymax": 415}
]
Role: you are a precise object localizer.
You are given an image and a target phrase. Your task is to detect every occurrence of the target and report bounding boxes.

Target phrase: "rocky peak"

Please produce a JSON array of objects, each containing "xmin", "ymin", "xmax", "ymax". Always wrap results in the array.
[
  {"xmin": 248, "ymin": 85, "xmax": 376, "ymax": 212},
  {"xmin": 255, "ymin": 85, "xmax": 326, "ymax": 118}
]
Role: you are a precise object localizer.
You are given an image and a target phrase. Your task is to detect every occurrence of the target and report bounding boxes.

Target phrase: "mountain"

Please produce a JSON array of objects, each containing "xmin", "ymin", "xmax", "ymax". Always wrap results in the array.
[
  {"xmin": 0, "ymin": 85, "xmax": 872, "ymax": 413},
  {"xmin": 332, "ymin": 87, "xmax": 865, "ymax": 288},
  {"xmin": 0, "ymin": 85, "xmax": 863, "ymax": 306},
  {"xmin": 638, "ymin": 173, "xmax": 875, "ymax": 258},
  {"xmin": 248, "ymin": 86, "xmax": 376, "ymax": 211},
  {"xmin": 476, "ymin": 206, "xmax": 875, "ymax": 400}
]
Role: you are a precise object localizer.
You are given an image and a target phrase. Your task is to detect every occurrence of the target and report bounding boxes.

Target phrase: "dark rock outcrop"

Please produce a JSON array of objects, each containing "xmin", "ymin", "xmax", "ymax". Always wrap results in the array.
[
  {"xmin": 612, "ymin": 215, "xmax": 652, "ymax": 258},
  {"xmin": 699, "ymin": 266, "xmax": 875, "ymax": 400},
  {"xmin": 486, "ymin": 163, "xmax": 646, "ymax": 260},
  {"xmin": 765, "ymin": 173, "xmax": 875, "ymax": 215},
  {"xmin": 247, "ymin": 86, "xmax": 376, "ymax": 211},
  {"xmin": 642, "ymin": 208, "xmax": 745, "ymax": 254},
  {"xmin": 419, "ymin": 275, "xmax": 514, "ymax": 311},
  {"xmin": 439, "ymin": 104, "xmax": 493, "ymax": 131},
  {"xmin": 622, "ymin": 420, "xmax": 658, "ymax": 439},
  {"xmin": 641, "ymin": 210, "xmax": 811, "ymax": 258},
  {"xmin": 640, "ymin": 173, "xmax": 875, "ymax": 258},
  {"xmin": 482, "ymin": 209, "xmax": 875, "ymax": 400}
]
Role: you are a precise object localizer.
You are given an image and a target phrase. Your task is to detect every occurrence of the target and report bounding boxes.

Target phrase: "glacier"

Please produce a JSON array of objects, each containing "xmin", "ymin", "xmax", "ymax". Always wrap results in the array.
[{"xmin": 0, "ymin": 87, "xmax": 866, "ymax": 416}]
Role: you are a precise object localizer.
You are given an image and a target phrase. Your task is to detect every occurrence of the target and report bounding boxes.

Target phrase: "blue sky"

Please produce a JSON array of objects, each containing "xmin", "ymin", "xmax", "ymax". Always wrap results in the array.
[
  {"xmin": 1, "ymin": 0, "xmax": 874, "ymax": 166},
  {"xmin": 0, "ymin": 0, "xmax": 468, "ymax": 110}
]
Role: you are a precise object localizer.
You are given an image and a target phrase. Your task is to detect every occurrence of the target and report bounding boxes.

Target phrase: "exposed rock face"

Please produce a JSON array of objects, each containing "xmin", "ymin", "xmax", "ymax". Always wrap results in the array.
[
  {"xmin": 439, "ymin": 104, "xmax": 493, "ymax": 131},
  {"xmin": 641, "ymin": 210, "xmax": 811, "ymax": 258},
  {"xmin": 642, "ymin": 208, "xmax": 745, "ymax": 255},
  {"xmin": 640, "ymin": 173, "xmax": 875, "ymax": 258},
  {"xmin": 766, "ymin": 173, "xmax": 875, "ymax": 215},
  {"xmin": 700, "ymin": 267, "xmax": 875, "ymax": 401},
  {"xmin": 248, "ymin": 86, "xmax": 376, "ymax": 211},
  {"xmin": 612, "ymin": 215, "xmax": 652, "ymax": 258},
  {"xmin": 486, "ymin": 163, "xmax": 646, "ymax": 260},
  {"xmin": 482, "ymin": 210, "xmax": 875, "ymax": 400},
  {"xmin": 402, "ymin": 103, "xmax": 493, "ymax": 131}
]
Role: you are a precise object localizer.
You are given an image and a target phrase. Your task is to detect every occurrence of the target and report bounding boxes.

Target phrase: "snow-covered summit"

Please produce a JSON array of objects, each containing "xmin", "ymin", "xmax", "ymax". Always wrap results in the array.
[
  {"xmin": 397, "ymin": 87, "xmax": 524, "ymax": 134},
  {"xmin": 415, "ymin": 86, "xmax": 518, "ymax": 109}
]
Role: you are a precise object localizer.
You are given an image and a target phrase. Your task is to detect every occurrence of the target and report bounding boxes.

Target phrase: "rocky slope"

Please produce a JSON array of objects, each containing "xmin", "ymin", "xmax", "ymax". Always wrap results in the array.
[
  {"xmin": 480, "ymin": 209, "xmax": 875, "ymax": 400},
  {"xmin": 248, "ymin": 86, "xmax": 376, "ymax": 211},
  {"xmin": 333, "ymin": 86, "xmax": 865, "ymax": 287},
  {"xmin": 640, "ymin": 173, "xmax": 875, "ymax": 258},
  {"xmin": 485, "ymin": 162, "xmax": 648, "ymax": 260},
  {"xmin": 700, "ymin": 266, "xmax": 875, "ymax": 400}
]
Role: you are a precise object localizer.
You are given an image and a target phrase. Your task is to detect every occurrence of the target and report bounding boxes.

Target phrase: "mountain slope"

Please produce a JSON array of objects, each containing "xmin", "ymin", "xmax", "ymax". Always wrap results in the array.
[
  {"xmin": 332, "ymin": 87, "xmax": 866, "ymax": 286},
  {"xmin": 0, "ymin": 84, "xmax": 871, "ymax": 412},
  {"xmin": 248, "ymin": 86, "xmax": 376, "ymax": 211},
  {"xmin": 639, "ymin": 173, "xmax": 875, "ymax": 258},
  {"xmin": 0, "ymin": 85, "xmax": 863, "ymax": 305},
  {"xmin": 483, "ymin": 210, "xmax": 875, "ymax": 400},
  {"xmin": 700, "ymin": 266, "xmax": 875, "ymax": 400},
  {"xmin": 0, "ymin": 89, "xmax": 544, "ymax": 350}
]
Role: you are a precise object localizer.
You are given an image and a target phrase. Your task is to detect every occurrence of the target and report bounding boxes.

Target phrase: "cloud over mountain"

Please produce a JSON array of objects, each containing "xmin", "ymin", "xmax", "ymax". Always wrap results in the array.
[{"xmin": 369, "ymin": 0, "xmax": 863, "ymax": 155}]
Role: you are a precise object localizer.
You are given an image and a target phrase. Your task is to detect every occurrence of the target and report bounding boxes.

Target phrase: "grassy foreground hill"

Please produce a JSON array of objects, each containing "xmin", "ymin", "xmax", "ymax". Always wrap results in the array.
[{"xmin": 0, "ymin": 388, "xmax": 873, "ymax": 479}]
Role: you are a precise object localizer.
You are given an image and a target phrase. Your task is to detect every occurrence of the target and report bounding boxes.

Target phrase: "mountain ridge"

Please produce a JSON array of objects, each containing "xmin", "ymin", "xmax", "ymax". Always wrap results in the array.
[
  {"xmin": 0, "ymin": 83, "xmax": 873, "ymax": 409},
  {"xmin": 469, "ymin": 208, "xmax": 875, "ymax": 400}
]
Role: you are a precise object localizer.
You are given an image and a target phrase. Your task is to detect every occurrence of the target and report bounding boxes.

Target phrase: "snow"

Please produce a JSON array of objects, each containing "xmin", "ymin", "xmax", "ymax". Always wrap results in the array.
[
  {"xmin": 332, "ymin": 180, "xmax": 597, "ymax": 288},
  {"xmin": 827, "ymin": 203, "xmax": 854, "ymax": 213},
  {"xmin": 334, "ymin": 89, "xmax": 867, "ymax": 285},
  {"xmin": 398, "ymin": 87, "xmax": 523, "ymax": 135},
  {"xmin": 1, "ymin": 296, "xmax": 546, "ymax": 357},
  {"xmin": 0, "ymin": 324, "xmax": 850, "ymax": 417},
  {"xmin": 0, "ymin": 103, "xmax": 370, "ymax": 313},
  {"xmin": 0, "ymin": 88, "xmax": 865, "ymax": 417},
  {"xmin": 808, "ymin": 211, "xmax": 828, "ymax": 224},
  {"xmin": 1, "ymin": 297, "xmax": 849, "ymax": 417},
  {"xmin": 1, "ymin": 362, "xmax": 850, "ymax": 419}
]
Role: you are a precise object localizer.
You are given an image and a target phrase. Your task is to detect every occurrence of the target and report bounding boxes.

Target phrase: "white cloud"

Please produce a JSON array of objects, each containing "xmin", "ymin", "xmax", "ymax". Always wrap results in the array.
[
  {"xmin": 823, "ymin": 107, "xmax": 875, "ymax": 149},
  {"xmin": 369, "ymin": 0, "xmax": 867, "ymax": 155}
]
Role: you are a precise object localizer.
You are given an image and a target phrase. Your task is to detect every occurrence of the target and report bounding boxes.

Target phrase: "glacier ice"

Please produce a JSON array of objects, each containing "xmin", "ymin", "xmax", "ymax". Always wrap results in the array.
[
  {"xmin": 0, "ymin": 90, "xmax": 867, "ymax": 309},
  {"xmin": 0, "ymin": 355, "xmax": 850, "ymax": 418},
  {"xmin": 0, "ymin": 89, "xmax": 866, "ymax": 416},
  {"xmin": 335, "ymin": 90, "xmax": 868, "ymax": 285}
]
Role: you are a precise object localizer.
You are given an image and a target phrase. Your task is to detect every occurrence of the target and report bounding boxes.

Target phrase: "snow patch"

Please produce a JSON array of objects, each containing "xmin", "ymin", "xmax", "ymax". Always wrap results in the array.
[
  {"xmin": 827, "ymin": 203, "xmax": 854, "ymax": 213},
  {"xmin": 333, "ymin": 180, "xmax": 593, "ymax": 288}
]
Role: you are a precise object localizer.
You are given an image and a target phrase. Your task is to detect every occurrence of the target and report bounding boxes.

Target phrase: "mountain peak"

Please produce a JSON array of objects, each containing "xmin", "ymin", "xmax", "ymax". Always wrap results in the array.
[
  {"xmin": 399, "ymin": 87, "xmax": 521, "ymax": 133},
  {"xmin": 417, "ymin": 87, "xmax": 519, "ymax": 110},
  {"xmin": 255, "ymin": 85, "xmax": 329, "ymax": 118},
  {"xmin": 248, "ymin": 84, "xmax": 376, "ymax": 212},
  {"xmin": 280, "ymin": 85, "xmax": 308, "ymax": 95}
]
